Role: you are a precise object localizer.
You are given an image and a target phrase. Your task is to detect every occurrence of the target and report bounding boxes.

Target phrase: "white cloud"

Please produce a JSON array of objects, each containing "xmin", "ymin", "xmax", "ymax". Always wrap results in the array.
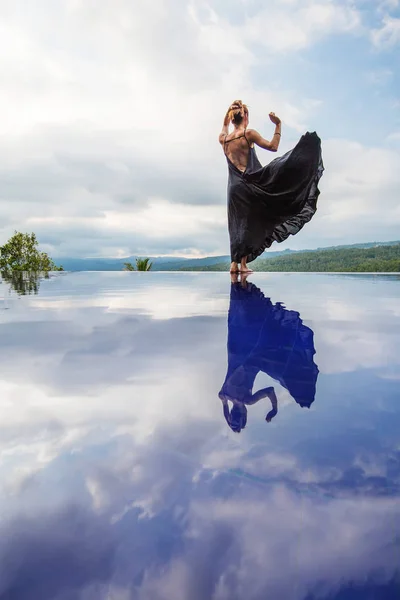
[
  {"xmin": 387, "ymin": 131, "xmax": 400, "ymax": 141},
  {"xmin": 2, "ymin": 131, "xmax": 399, "ymax": 257},
  {"xmin": 244, "ymin": 0, "xmax": 361, "ymax": 52},
  {"xmin": 297, "ymin": 139, "xmax": 400, "ymax": 248},
  {"xmin": 0, "ymin": 0, "xmax": 397, "ymax": 258},
  {"xmin": 365, "ymin": 67, "xmax": 393, "ymax": 86},
  {"xmin": 378, "ymin": 0, "xmax": 399, "ymax": 11},
  {"xmin": 371, "ymin": 15, "xmax": 400, "ymax": 47}
]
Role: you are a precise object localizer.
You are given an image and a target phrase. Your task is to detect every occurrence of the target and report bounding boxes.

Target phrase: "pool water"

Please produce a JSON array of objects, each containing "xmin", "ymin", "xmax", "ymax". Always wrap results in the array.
[{"xmin": 0, "ymin": 272, "xmax": 399, "ymax": 600}]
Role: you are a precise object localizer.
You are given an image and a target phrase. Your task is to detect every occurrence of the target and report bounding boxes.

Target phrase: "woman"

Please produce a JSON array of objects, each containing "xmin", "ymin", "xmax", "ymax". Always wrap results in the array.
[
  {"xmin": 219, "ymin": 100, "xmax": 324, "ymax": 274},
  {"xmin": 219, "ymin": 274, "xmax": 319, "ymax": 432}
]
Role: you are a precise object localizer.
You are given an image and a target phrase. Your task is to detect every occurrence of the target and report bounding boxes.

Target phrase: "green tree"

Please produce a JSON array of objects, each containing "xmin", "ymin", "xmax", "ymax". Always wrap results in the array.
[
  {"xmin": 0, "ymin": 231, "xmax": 64, "ymax": 272},
  {"xmin": 135, "ymin": 257, "xmax": 153, "ymax": 271},
  {"xmin": 123, "ymin": 261, "xmax": 135, "ymax": 271},
  {"xmin": 180, "ymin": 244, "xmax": 400, "ymax": 273},
  {"xmin": 123, "ymin": 258, "xmax": 153, "ymax": 271}
]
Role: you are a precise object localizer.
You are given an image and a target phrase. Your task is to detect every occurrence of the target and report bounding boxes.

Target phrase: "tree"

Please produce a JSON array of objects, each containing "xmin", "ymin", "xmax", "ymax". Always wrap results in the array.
[
  {"xmin": 135, "ymin": 258, "xmax": 153, "ymax": 271},
  {"xmin": 122, "ymin": 258, "xmax": 153, "ymax": 271},
  {"xmin": 0, "ymin": 231, "xmax": 64, "ymax": 272},
  {"xmin": 123, "ymin": 262, "xmax": 135, "ymax": 271}
]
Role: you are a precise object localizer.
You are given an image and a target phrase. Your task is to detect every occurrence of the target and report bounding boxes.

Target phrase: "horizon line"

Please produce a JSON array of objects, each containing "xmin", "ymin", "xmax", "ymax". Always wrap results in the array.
[{"xmin": 52, "ymin": 240, "xmax": 400, "ymax": 261}]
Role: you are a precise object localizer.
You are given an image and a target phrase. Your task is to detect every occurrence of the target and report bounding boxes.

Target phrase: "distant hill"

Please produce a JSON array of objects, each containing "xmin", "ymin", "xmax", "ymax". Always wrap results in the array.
[
  {"xmin": 57, "ymin": 255, "xmax": 231, "ymax": 271},
  {"xmin": 183, "ymin": 244, "xmax": 400, "ymax": 273},
  {"xmin": 57, "ymin": 240, "xmax": 400, "ymax": 272}
]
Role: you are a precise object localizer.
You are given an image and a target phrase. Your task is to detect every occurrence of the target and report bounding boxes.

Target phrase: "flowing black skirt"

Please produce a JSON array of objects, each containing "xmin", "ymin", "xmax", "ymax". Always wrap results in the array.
[
  {"xmin": 220, "ymin": 281, "xmax": 319, "ymax": 408},
  {"xmin": 227, "ymin": 132, "xmax": 324, "ymax": 263}
]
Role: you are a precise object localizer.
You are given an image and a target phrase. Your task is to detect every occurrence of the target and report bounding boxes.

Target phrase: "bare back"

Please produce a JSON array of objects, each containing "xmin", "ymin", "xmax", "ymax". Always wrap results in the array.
[{"xmin": 222, "ymin": 129, "xmax": 253, "ymax": 173}]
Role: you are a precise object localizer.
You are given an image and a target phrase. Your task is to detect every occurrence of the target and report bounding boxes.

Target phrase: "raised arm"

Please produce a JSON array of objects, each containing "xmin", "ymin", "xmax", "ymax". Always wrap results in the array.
[
  {"xmin": 246, "ymin": 386, "xmax": 274, "ymax": 405},
  {"xmin": 218, "ymin": 108, "xmax": 231, "ymax": 145},
  {"xmin": 246, "ymin": 386, "xmax": 278, "ymax": 422},
  {"xmin": 247, "ymin": 112, "xmax": 282, "ymax": 152}
]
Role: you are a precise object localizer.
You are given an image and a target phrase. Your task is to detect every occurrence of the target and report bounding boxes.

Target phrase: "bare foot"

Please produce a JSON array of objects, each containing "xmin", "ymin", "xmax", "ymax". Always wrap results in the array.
[
  {"xmin": 239, "ymin": 274, "xmax": 248, "ymax": 288},
  {"xmin": 230, "ymin": 261, "xmax": 239, "ymax": 273},
  {"xmin": 239, "ymin": 259, "xmax": 253, "ymax": 273}
]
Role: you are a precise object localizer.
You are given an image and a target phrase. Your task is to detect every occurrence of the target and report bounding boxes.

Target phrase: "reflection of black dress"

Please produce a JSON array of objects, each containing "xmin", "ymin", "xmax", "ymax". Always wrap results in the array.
[
  {"xmin": 225, "ymin": 132, "xmax": 324, "ymax": 263},
  {"xmin": 219, "ymin": 282, "xmax": 319, "ymax": 409}
]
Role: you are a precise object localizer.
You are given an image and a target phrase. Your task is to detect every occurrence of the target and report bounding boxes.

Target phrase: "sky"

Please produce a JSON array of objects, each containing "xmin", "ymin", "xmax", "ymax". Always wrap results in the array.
[{"xmin": 0, "ymin": 0, "xmax": 399, "ymax": 259}]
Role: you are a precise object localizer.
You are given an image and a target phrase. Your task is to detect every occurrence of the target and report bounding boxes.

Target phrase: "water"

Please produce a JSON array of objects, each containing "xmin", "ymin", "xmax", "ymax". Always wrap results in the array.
[{"xmin": 0, "ymin": 272, "xmax": 399, "ymax": 600}]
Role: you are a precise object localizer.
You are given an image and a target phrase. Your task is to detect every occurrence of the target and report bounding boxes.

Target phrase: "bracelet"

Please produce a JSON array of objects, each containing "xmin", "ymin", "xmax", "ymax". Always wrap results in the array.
[{"xmin": 274, "ymin": 132, "xmax": 281, "ymax": 136}]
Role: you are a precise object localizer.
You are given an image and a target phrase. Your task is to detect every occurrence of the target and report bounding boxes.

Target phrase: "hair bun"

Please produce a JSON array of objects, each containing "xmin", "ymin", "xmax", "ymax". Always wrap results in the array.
[
  {"xmin": 227, "ymin": 100, "xmax": 248, "ymax": 125},
  {"xmin": 230, "ymin": 100, "xmax": 243, "ymax": 110}
]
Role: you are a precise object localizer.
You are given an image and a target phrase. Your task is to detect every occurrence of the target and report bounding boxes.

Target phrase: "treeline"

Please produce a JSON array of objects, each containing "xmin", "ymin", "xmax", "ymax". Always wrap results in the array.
[{"xmin": 181, "ymin": 244, "xmax": 400, "ymax": 272}]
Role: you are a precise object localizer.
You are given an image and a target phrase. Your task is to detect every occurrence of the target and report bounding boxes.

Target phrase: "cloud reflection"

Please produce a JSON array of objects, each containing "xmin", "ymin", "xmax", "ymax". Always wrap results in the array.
[
  {"xmin": 0, "ymin": 273, "xmax": 400, "ymax": 599},
  {"xmin": 1, "ymin": 425, "xmax": 400, "ymax": 600}
]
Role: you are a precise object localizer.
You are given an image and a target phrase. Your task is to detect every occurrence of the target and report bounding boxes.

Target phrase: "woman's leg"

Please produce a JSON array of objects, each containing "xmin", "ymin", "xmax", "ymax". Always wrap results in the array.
[
  {"xmin": 240, "ymin": 256, "xmax": 253, "ymax": 273},
  {"xmin": 230, "ymin": 261, "xmax": 239, "ymax": 273}
]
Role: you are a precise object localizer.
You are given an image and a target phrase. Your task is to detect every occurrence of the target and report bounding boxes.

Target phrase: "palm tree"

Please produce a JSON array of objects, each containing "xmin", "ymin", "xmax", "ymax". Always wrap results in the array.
[
  {"xmin": 136, "ymin": 257, "xmax": 153, "ymax": 271},
  {"xmin": 123, "ymin": 262, "xmax": 135, "ymax": 271}
]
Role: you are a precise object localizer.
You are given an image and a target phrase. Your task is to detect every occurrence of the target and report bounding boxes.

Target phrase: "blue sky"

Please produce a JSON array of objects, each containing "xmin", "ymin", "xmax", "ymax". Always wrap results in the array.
[{"xmin": 0, "ymin": 0, "xmax": 399, "ymax": 258}]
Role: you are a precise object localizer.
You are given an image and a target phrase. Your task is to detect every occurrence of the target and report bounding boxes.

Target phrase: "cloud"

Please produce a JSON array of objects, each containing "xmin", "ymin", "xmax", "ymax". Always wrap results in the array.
[
  {"xmin": 365, "ymin": 67, "xmax": 393, "ymax": 86},
  {"xmin": 0, "ymin": 0, "xmax": 398, "ymax": 258},
  {"xmin": 2, "ymin": 133, "xmax": 399, "ymax": 257},
  {"xmin": 298, "ymin": 139, "xmax": 400, "ymax": 248},
  {"xmin": 377, "ymin": 0, "xmax": 399, "ymax": 12},
  {"xmin": 244, "ymin": 0, "xmax": 361, "ymax": 53},
  {"xmin": 0, "ymin": 271, "xmax": 399, "ymax": 476},
  {"xmin": 1, "ymin": 413, "xmax": 400, "ymax": 600},
  {"xmin": 388, "ymin": 131, "xmax": 400, "ymax": 141},
  {"xmin": 1, "ymin": 272, "xmax": 400, "ymax": 597},
  {"xmin": 371, "ymin": 15, "xmax": 400, "ymax": 47},
  {"xmin": 0, "ymin": 506, "xmax": 117, "ymax": 600}
]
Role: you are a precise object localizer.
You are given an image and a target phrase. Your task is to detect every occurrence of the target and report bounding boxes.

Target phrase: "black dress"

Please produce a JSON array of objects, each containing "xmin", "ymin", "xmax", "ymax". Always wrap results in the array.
[
  {"xmin": 224, "ymin": 131, "xmax": 324, "ymax": 263},
  {"xmin": 219, "ymin": 281, "xmax": 319, "ymax": 409}
]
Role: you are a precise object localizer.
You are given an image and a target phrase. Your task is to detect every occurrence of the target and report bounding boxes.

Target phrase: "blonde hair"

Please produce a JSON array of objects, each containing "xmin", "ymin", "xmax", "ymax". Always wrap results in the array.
[{"xmin": 227, "ymin": 100, "xmax": 248, "ymax": 125}]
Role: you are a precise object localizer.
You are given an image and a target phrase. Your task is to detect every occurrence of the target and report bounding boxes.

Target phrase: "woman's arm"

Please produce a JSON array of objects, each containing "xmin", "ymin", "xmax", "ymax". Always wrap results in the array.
[
  {"xmin": 246, "ymin": 386, "xmax": 278, "ymax": 422},
  {"xmin": 219, "ymin": 393, "xmax": 233, "ymax": 426},
  {"xmin": 246, "ymin": 386, "xmax": 274, "ymax": 405},
  {"xmin": 218, "ymin": 109, "xmax": 230, "ymax": 145},
  {"xmin": 247, "ymin": 112, "xmax": 282, "ymax": 152},
  {"xmin": 265, "ymin": 387, "xmax": 278, "ymax": 422}
]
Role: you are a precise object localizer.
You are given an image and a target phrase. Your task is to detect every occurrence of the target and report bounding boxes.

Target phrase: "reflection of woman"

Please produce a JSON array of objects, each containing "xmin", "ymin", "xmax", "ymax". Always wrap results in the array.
[
  {"xmin": 219, "ymin": 276, "xmax": 319, "ymax": 432},
  {"xmin": 219, "ymin": 100, "xmax": 324, "ymax": 274}
]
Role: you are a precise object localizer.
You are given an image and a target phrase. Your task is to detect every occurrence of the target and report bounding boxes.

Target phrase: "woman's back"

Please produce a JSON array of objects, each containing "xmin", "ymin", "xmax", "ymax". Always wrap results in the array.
[{"xmin": 223, "ymin": 129, "xmax": 252, "ymax": 173}]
